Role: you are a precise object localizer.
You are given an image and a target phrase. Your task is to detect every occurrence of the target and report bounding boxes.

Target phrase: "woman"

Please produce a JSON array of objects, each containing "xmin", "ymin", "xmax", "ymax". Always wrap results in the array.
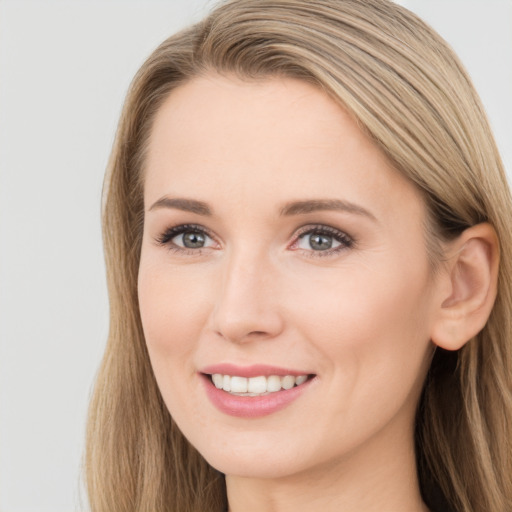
[{"xmin": 85, "ymin": 1, "xmax": 512, "ymax": 511}]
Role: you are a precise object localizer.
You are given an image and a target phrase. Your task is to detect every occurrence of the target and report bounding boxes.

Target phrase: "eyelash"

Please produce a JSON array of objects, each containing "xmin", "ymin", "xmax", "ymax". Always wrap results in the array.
[
  {"xmin": 155, "ymin": 224, "xmax": 215, "ymax": 256},
  {"xmin": 293, "ymin": 225, "xmax": 354, "ymax": 258},
  {"xmin": 154, "ymin": 223, "xmax": 355, "ymax": 258}
]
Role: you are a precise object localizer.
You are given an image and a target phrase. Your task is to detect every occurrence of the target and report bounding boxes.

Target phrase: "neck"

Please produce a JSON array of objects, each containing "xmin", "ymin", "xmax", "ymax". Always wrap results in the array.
[{"xmin": 226, "ymin": 419, "xmax": 430, "ymax": 512}]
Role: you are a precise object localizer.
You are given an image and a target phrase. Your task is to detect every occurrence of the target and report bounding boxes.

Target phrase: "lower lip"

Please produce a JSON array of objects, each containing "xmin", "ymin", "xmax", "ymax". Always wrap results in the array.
[{"xmin": 201, "ymin": 374, "xmax": 314, "ymax": 418}]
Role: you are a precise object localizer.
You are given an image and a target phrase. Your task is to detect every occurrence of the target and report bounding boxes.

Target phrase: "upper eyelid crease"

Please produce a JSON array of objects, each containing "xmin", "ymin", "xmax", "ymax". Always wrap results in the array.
[
  {"xmin": 155, "ymin": 224, "xmax": 214, "ymax": 244},
  {"xmin": 156, "ymin": 223, "xmax": 353, "ymax": 259},
  {"xmin": 295, "ymin": 225, "xmax": 354, "ymax": 245},
  {"xmin": 157, "ymin": 223, "xmax": 350, "ymax": 241}
]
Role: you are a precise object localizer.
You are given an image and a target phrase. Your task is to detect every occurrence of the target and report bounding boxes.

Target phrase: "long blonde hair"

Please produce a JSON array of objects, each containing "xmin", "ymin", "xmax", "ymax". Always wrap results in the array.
[{"xmin": 85, "ymin": 1, "xmax": 512, "ymax": 510}]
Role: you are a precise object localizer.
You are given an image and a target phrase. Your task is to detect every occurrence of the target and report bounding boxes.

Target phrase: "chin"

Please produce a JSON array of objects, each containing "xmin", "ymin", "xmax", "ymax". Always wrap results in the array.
[
  {"xmin": 205, "ymin": 452, "xmax": 308, "ymax": 480},
  {"xmin": 183, "ymin": 426, "xmax": 329, "ymax": 480}
]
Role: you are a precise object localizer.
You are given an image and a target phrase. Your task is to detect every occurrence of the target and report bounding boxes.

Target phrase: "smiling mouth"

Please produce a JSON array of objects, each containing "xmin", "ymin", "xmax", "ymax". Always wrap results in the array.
[{"xmin": 207, "ymin": 373, "xmax": 314, "ymax": 396}]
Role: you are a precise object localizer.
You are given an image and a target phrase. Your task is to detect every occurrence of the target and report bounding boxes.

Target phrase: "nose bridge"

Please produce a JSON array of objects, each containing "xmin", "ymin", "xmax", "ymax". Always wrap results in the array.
[{"xmin": 212, "ymin": 244, "xmax": 283, "ymax": 343}]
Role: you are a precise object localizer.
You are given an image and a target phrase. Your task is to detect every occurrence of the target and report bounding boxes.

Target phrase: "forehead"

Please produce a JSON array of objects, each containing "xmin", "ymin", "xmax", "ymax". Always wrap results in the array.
[
  {"xmin": 147, "ymin": 74, "xmax": 375, "ymax": 170},
  {"xmin": 144, "ymin": 73, "xmax": 424, "ymax": 225}
]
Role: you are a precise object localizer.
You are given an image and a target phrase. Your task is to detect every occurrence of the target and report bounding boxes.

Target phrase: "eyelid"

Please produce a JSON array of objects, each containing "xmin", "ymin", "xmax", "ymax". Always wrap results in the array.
[
  {"xmin": 294, "ymin": 223, "xmax": 350, "ymax": 237},
  {"xmin": 154, "ymin": 223, "xmax": 219, "ymax": 253},
  {"xmin": 154, "ymin": 222, "xmax": 354, "ymax": 258},
  {"xmin": 289, "ymin": 224, "xmax": 355, "ymax": 257}
]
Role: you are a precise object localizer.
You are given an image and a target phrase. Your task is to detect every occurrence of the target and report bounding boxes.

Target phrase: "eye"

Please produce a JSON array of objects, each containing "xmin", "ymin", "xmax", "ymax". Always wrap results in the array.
[
  {"xmin": 175, "ymin": 230, "xmax": 209, "ymax": 249},
  {"xmin": 156, "ymin": 224, "xmax": 216, "ymax": 252},
  {"xmin": 298, "ymin": 232, "xmax": 340, "ymax": 251},
  {"xmin": 292, "ymin": 225, "xmax": 354, "ymax": 257}
]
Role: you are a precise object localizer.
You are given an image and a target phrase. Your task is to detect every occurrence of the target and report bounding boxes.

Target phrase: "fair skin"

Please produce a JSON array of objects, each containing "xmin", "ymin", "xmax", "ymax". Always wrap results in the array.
[{"xmin": 138, "ymin": 74, "xmax": 498, "ymax": 512}]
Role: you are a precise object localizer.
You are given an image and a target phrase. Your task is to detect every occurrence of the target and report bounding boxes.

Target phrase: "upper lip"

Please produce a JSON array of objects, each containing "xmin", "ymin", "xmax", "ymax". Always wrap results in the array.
[{"xmin": 200, "ymin": 363, "xmax": 313, "ymax": 378}]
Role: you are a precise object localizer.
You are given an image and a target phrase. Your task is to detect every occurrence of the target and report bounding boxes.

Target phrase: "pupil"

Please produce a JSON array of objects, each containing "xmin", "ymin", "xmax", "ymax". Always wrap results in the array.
[
  {"xmin": 310, "ymin": 234, "xmax": 332, "ymax": 250},
  {"xmin": 183, "ymin": 232, "xmax": 205, "ymax": 248}
]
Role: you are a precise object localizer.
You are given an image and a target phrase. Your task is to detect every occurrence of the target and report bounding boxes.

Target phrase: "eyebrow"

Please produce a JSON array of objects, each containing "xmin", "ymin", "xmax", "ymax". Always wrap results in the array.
[
  {"xmin": 279, "ymin": 198, "xmax": 377, "ymax": 221},
  {"xmin": 148, "ymin": 196, "xmax": 376, "ymax": 222},
  {"xmin": 149, "ymin": 197, "xmax": 212, "ymax": 215}
]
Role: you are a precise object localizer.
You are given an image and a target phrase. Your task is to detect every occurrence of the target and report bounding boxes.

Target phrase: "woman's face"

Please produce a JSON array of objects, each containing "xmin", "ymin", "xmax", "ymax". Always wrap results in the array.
[{"xmin": 138, "ymin": 75, "xmax": 441, "ymax": 480}]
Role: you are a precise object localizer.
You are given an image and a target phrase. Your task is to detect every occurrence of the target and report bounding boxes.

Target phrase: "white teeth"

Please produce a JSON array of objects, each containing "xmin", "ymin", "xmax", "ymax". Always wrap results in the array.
[
  {"xmin": 281, "ymin": 375, "xmax": 295, "ymax": 390},
  {"xmin": 295, "ymin": 375, "xmax": 308, "ymax": 385},
  {"xmin": 222, "ymin": 374, "xmax": 231, "ymax": 392},
  {"xmin": 248, "ymin": 376, "xmax": 267, "ymax": 393},
  {"xmin": 267, "ymin": 375, "xmax": 282, "ymax": 392},
  {"xmin": 230, "ymin": 376, "xmax": 248, "ymax": 393},
  {"xmin": 212, "ymin": 374, "xmax": 223, "ymax": 389},
  {"xmin": 211, "ymin": 373, "xmax": 309, "ymax": 395}
]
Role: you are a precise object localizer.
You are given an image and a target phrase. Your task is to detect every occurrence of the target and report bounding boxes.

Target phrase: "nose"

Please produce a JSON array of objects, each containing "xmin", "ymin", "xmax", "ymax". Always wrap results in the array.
[{"xmin": 211, "ymin": 250, "xmax": 284, "ymax": 344}]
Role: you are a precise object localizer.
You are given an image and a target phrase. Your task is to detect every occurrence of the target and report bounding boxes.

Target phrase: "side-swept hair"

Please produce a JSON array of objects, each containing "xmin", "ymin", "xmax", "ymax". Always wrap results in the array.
[{"xmin": 85, "ymin": 1, "xmax": 512, "ymax": 510}]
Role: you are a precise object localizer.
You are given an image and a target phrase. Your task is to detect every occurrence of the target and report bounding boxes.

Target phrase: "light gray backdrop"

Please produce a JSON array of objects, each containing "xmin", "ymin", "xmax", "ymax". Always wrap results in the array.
[{"xmin": 0, "ymin": 1, "xmax": 510, "ymax": 511}]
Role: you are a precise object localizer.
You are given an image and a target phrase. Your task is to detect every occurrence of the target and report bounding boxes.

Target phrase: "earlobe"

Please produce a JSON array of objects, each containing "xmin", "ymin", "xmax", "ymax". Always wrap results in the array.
[{"xmin": 431, "ymin": 223, "xmax": 499, "ymax": 351}]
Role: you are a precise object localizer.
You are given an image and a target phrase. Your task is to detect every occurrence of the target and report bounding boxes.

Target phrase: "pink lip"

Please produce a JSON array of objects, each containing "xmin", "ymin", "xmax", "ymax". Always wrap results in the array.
[
  {"xmin": 200, "ymin": 363, "xmax": 311, "ymax": 378},
  {"xmin": 200, "ymin": 370, "xmax": 315, "ymax": 418}
]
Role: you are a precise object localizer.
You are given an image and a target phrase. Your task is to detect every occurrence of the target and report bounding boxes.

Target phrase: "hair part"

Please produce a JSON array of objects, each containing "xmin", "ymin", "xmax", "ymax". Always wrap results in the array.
[{"xmin": 86, "ymin": 1, "xmax": 512, "ymax": 511}]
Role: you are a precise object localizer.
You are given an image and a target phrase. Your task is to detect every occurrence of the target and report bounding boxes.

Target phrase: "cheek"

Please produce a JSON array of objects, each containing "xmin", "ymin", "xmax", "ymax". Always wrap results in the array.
[
  {"xmin": 289, "ymin": 256, "xmax": 434, "ymax": 393},
  {"xmin": 137, "ymin": 258, "xmax": 216, "ymax": 432},
  {"xmin": 280, "ymin": 261, "xmax": 435, "ymax": 453},
  {"xmin": 137, "ymin": 258, "xmax": 212, "ymax": 365}
]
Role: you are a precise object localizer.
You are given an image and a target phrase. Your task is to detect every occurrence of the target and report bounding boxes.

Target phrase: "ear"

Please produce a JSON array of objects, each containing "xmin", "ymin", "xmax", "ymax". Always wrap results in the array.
[{"xmin": 431, "ymin": 223, "xmax": 499, "ymax": 351}]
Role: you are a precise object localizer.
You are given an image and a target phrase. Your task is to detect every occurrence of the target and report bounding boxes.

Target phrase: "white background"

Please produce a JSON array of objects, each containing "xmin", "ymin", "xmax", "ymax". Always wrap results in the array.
[{"xmin": 0, "ymin": 1, "xmax": 510, "ymax": 511}]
